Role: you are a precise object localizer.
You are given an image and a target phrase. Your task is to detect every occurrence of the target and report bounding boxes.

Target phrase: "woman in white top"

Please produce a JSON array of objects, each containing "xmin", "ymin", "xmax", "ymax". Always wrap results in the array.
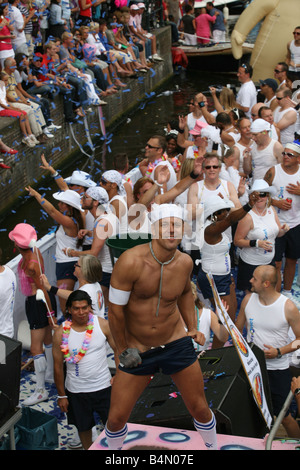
[
  {"xmin": 197, "ymin": 192, "xmax": 259, "ymax": 347},
  {"xmin": 25, "ymin": 186, "xmax": 85, "ymax": 313},
  {"xmin": 234, "ymin": 180, "xmax": 289, "ymax": 293},
  {"xmin": 191, "ymin": 282, "xmax": 229, "ymax": 351},
  {"xmin": 41, "ymin": 254, "xmax": 105, "ymax": 318}
]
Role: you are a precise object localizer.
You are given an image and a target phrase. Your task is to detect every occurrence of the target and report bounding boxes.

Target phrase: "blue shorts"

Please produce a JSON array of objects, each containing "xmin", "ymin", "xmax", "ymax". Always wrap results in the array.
[
  {"xmin": 119, "ymin": 336, "xmax": 197, "ymax": 376},
  {"xmin": 197, "ymin": 266, "xmax": 231, "ymax": 299},
  {"xmin": 267, "ymin": 369, "xmax": 295, "ymax": 417},
  {"xmin": 56, "ymin": 261, "xmax": 77, "ymax": 282},
  {"xmin": 100, "ymin": 271, "xmax": 111, "ymax": 289}
]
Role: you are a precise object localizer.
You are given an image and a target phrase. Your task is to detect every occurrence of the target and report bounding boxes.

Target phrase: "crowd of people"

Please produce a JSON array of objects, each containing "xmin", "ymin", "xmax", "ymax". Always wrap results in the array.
[
  {"xmin": 0, "ymin": 0, "xmax": 166, "ymax": 167},
  {"xmin": 1, "ymin": 2, "xmax": 300, "ymax": 449}
]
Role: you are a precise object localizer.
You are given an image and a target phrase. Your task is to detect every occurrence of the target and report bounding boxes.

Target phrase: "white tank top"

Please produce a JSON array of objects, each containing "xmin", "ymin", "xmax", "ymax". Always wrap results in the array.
[
  {"xmin": 110, "ymin": 195, "xmax": 128, "ymax": 234},
  {"xmin": 234, "ymin": 140, "xmax": 253, "ymax": 173},
  {"xmin": 272, "ymin": 164, "xmax": 300, "ymax": 228},
  {"xmin": 289, "ymin": 40, "xmax": 300, "ymax": 72},
  {"xmin": 95, "ymin": 213, "xmax": 119, "ymax": 274},
  {"xmin": 194, "ymin": 307, "xmax": 212, "ymax": 351},
  {"xmin": 273, "ymin": 106, "xmax": 297, "ymax": 146},
  {"xmin": 197, "ymin": 178, "xmax": 232, "ymax": 242},
  {"xmin": 64, "ymin": 315, "xmax": 112, "ymax": 393},
  {"xmin": 55, "ymin": 224, "xmax": 80, "ymax": 263},
  {"xmin": 244, "ymin": 293, "xmax": 289, "ymax": 370},
  {"xmin": 251, "ymin": 139, "xmax": 278, "ymax": 181},
  {"xmin": 240, "ymin": 208, "xmax": 279, "ymax": 265},
  {"xmin": 201, "ymin": 220, "xmax": 231, "ymax": 275}
]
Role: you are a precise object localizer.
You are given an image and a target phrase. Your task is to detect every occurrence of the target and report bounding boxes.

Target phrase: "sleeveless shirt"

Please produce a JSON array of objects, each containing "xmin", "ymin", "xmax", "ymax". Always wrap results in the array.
[{"xmin": 64, "ymin": 315, "xmax": 111, "ymax": 393}]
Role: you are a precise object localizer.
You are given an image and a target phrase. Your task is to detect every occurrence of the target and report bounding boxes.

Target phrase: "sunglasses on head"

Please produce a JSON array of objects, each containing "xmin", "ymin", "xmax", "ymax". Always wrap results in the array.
[{"xmin": 205, "ymin": 165, "xmax": 219, "ymax": 170}]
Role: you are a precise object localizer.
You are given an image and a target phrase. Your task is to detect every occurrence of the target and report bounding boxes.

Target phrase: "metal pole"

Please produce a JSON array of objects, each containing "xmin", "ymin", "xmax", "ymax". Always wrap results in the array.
[{"xmin": 265, "ymin": 390, "xmax": 294, "ymax": 450}]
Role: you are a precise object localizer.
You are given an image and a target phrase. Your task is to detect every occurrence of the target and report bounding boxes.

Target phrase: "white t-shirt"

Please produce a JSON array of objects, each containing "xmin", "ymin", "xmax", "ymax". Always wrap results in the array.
[
  {"xmin": 236, "ymin": 80, "xmax": 257, "ymax": 119},
  {"xmin": 79, "ymin": 282, "xmax": 105, "ymax": 318},
  {"xmin": 0, "ymin": 266, "xmax": 16, "ymax": 338}
]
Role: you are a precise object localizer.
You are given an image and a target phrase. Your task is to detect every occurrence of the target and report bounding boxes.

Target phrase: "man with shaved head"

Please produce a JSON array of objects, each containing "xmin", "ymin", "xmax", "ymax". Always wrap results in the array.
[{"xmin": 236, "ymin": 265, "xmax": 300, "ymax": 438}]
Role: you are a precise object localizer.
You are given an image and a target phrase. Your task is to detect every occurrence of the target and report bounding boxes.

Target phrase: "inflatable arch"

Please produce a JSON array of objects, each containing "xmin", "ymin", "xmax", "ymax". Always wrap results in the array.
[{"xmin": 231, "ymin": 0, "xmax": 300, "ymax": 82}]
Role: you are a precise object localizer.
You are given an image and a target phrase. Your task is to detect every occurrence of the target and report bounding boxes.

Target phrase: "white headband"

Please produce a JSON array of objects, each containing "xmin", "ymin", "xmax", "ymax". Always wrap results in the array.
[{"xmin": 149, "ymin": 203, "xmax": 184, "ymax": 224}]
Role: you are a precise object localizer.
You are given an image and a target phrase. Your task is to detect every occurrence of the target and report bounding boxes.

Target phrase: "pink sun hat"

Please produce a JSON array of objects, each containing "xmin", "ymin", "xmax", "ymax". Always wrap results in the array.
[
  {"xmin": 189, "ymin": 120, "xmax": 209, "ymax": 136},
  {"xmin": 9, "ymin": 223, "xmax": 37, "ymax": 249}
]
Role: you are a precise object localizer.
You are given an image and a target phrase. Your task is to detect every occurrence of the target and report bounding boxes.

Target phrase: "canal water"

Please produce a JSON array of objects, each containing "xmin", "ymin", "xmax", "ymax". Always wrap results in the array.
[{"xmin": 0, "ymin": 69, "xmax": 239, "ymax": 263}]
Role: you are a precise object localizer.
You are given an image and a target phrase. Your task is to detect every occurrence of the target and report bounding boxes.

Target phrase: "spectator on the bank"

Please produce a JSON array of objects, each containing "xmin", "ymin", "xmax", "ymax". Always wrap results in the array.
[
  {"xmin": 0, "ymin": 248, "xmax": 16, "ymax": 338},
  {"xmin": 48, "ymin": 0, "xmax": 66, "ymax": 39},
  {"xmin": 14, "ymin": 53, "xmax": 62, "ymax": 137},
  {"xmin": 179, "ymin": 4, "xmax": 196, "ymax": 46},
  {"xmin": 0, "ymin": 72, "xmax": 36, "ymax": 147},
  {"xmin": 0, "ymin": 4, "xmax": 15, "ymax": 69},
  {"xmin": 116, "ymin": 12, "xmax": 150, "ymax": 70},
  {"xmin": 35, "ymin": 0, "xmax": 51, "ymax": 44},
  {"xmin": 19, "ymin": 0, "xmax": 36, "ymax": 58},
  {"xmin": 7, "ymin": 0, "xmax": 29, "ymax": 56},
  {"xmin": 78, "ymin": 24, "xmax": 122, "ymax": 90},
  {"xmin": 128, "ymin": 4, "xmax": 163, "ymax": 62},
  {"xmin": 193, "ymin": 7, "xmax": 216, "ymax": 45}
]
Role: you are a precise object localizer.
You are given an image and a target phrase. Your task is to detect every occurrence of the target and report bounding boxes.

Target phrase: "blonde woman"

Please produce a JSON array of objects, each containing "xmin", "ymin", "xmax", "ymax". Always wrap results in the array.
[{"xmin": 234, "ymin": 180, "xmax": 289, "ymax": 293}]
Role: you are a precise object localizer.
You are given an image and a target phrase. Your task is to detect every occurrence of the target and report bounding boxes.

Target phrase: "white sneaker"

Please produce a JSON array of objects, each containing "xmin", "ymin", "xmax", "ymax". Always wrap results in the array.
[
  {"xmin": 43, "ymin": 128, "xmax": 54, "ymax": 138},
  {"xmin": 29, "ymin": 134, "xmax": 40, "ymax": 144},
  {"xmin": 152, "ymin": 53, "xmax": 164, "ymax": 61},
  {"xmin": 22, "ymin": 388, "xmax": 48, "ymax": 406},
  {"xmin": 47, "ymin": 123, "xmax": 62, "ymax": 130},
  {"xmin": 67, "ymin": 430, "xmax": 82, "ymax": 449},
  {"xmin": 22, "ymin": 136, "xmax": 36, "ymax": 147}
]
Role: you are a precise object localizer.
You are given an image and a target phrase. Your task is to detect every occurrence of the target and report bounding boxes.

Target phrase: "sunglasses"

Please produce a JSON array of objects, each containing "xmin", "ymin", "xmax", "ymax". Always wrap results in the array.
[
  {"xmin": 276, "ymin": 96, "xmax": 284, "ymax": 100},
  {"xmin": 74, "ymin": 263, "xmax": 81, "ymax": 268},
  {"xmin": 215, "ymin": 208, "xmax": 230, "ymax": 216},
  {"xmin": 258, "ymin": 192, "xmax": 268, "ymax": 197},
  {"xmin": 146, "ymin": 143, "xmax": 160, "ymax": 149},
  {"xmin": 293, "ymin": 32, "xmax": 300, "ymax": 35},
  {"xmin": 241, "ymin": 63, "xmax": 250, "ymax": 73},
  {"xmin": 205, "ymin": 165, "xmax": 219, "ymax": 170},
  {"xmin": 274, "ymin": 69, "xmax": 282, "ymax": 73},
  {"xmin": 282, "ymin": 151, "xmax": 298, "ymax": 158}
]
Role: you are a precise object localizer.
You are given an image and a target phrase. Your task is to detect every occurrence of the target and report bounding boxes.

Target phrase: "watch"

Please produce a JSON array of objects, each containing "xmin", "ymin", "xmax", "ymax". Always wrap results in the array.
[
  {"xmin": 277, "ymin": 348, "xmax": 282, "ymax": 358},
  {"xmin": 198, "ymin": 101, "xmax": 205, "ymax": 108},
  {"xmin": 294, "ymin": 388, "xmax": 300, "ymax": 396}
]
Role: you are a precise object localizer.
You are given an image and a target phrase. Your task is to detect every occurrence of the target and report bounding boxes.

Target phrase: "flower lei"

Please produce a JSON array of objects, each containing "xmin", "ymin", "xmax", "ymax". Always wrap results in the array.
[
  {"xmin": 60, "ymin": 313, "xmax": 94, "ymax": 364},
  {"xmin": 145, "ymin": 153, "xmax": 168, "ymax": 176}
]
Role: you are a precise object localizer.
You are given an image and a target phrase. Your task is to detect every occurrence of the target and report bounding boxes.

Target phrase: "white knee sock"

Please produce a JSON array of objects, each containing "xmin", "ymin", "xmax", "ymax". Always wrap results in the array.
[
  {"xmin": 33, "ymin": 354, "xmax": 47, "ymax": 390},
  {"xmin": 105, "ymin": 424, "xmax": 128, "ymax": 450},
  {"xmin": 44, "ymin": 343, "xmax": 54, "ymax": 381},
  {"xmin": 194, "ymin": 411, "xmax": 218, "ymax": 450}
]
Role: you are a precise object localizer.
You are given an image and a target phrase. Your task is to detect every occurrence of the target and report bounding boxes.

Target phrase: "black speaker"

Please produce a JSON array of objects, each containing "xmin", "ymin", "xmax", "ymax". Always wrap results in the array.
[
  {"xmin": 129, "ymin": 344, "xmax": 273, "ymax": 438},
  {"xmin": 0, "ymin": 334, "xmax": 22, "ymax": 423}
]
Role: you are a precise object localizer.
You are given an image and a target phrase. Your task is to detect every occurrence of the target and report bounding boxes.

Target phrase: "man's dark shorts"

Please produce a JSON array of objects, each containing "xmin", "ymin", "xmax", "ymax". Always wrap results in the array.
[
  {"xmin": 275, "ymin": 224, "xmax": 300, "ymax": 261},
  {"xmin": 118, "ymin": 336, "xmax": 198, "ymax": 376}
]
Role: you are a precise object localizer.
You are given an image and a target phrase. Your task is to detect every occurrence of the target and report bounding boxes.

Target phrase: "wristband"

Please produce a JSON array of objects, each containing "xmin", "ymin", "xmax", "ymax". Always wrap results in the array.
[
  {"xmin": 50, "ymin": 286, "xmax": 58, "ymax": 295},
  {"xmin": 249, "ymin": 239, "xmax": 256, "ymax": 247},
  {"xmin": 294, "ymin": 388, "xmax": 300, "ymax": 396},
  {"xmin": 242, "ymin": 203, "xmax": 252, "ymax": 212},
  {"xmin": 154, "ymin": 180, "xmax": 163, "ymax": 187},
  {"xmin": 51, "ymin": 170, "xmax": 59, "ymax": 178},
  {"xmin": 255, "ymin": 239, "xmax": 259, "ymax": 248},
  {"xmin": 189, "ymin": 170, "xmax": 199, "ymax": 179},
  {"xmin": 47, "ymin": 310, "xmax": 55, "ymax": 318},
  {"xmin": 57, "ymin": 395, "xmax": 67, "ymax": 399},
  {"xmin": 178, "ymin": 128, "xmax": 184, "ymax": 134}
]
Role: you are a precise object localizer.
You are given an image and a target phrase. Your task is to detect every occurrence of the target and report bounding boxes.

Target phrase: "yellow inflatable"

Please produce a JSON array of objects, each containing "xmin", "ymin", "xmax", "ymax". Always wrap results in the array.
[{"xmin": 231, "ymin": 0, "xmax": 300, "ymax": 82}]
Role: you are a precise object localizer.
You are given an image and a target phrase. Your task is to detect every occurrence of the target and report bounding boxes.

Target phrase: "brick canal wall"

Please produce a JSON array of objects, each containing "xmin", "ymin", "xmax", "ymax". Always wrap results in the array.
[{"xmin": 0, "ymin": 26, "xmax": 173, "ymax": 216}]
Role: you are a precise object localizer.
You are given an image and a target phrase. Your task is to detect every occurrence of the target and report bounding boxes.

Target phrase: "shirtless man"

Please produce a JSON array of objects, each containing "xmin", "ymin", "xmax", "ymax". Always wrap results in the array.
[{"xmin": 105, "ymin": 204, "xmax": 218, "ymax": 450}]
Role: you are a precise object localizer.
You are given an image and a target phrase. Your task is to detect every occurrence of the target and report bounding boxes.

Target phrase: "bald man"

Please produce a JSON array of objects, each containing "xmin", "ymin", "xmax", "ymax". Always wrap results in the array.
[{"xmin": 236, "ymin": 265, "xmax": 300, "ymax": 438}]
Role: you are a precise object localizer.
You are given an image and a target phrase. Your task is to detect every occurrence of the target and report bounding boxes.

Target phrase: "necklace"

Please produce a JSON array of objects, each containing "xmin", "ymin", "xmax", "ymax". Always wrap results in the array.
[
  {"xmin": 254, "ymin": 205, "xmax": 267, "ymax": 217},
  {"xmin": 150, "ymin": 242, "xmax": 176, "ymax": 317},
  {"xmin": 60, "ymin": 313, "xmax": 94, "ymax": 364}
]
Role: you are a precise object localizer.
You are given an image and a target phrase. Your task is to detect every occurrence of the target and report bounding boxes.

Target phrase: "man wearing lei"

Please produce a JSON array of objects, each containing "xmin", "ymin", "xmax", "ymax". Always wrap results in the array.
[
  {"xmin": 138, "ymin": 135, "xmax": 177, "ymax": 192},
  {"xmin": 52, "ymin": 290, "xmax": 118, "ymax": 449}
]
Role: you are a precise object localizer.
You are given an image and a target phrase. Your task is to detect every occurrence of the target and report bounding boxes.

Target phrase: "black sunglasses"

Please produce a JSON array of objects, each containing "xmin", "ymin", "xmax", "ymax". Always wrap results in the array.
[
  {"xmin": 146, "ymin": 143, "xmax": 160, "ymax": 149},
  {"xmin": 205, "ymin": 165, "xmax": 219, "ymax": 170},
  {"xmin": 274, "ymin": 69, "xmax": 282, "ymax": 73},
  {"xmin": 258, "ymin": 192, "xmax": 268, "ymax": 197}
]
